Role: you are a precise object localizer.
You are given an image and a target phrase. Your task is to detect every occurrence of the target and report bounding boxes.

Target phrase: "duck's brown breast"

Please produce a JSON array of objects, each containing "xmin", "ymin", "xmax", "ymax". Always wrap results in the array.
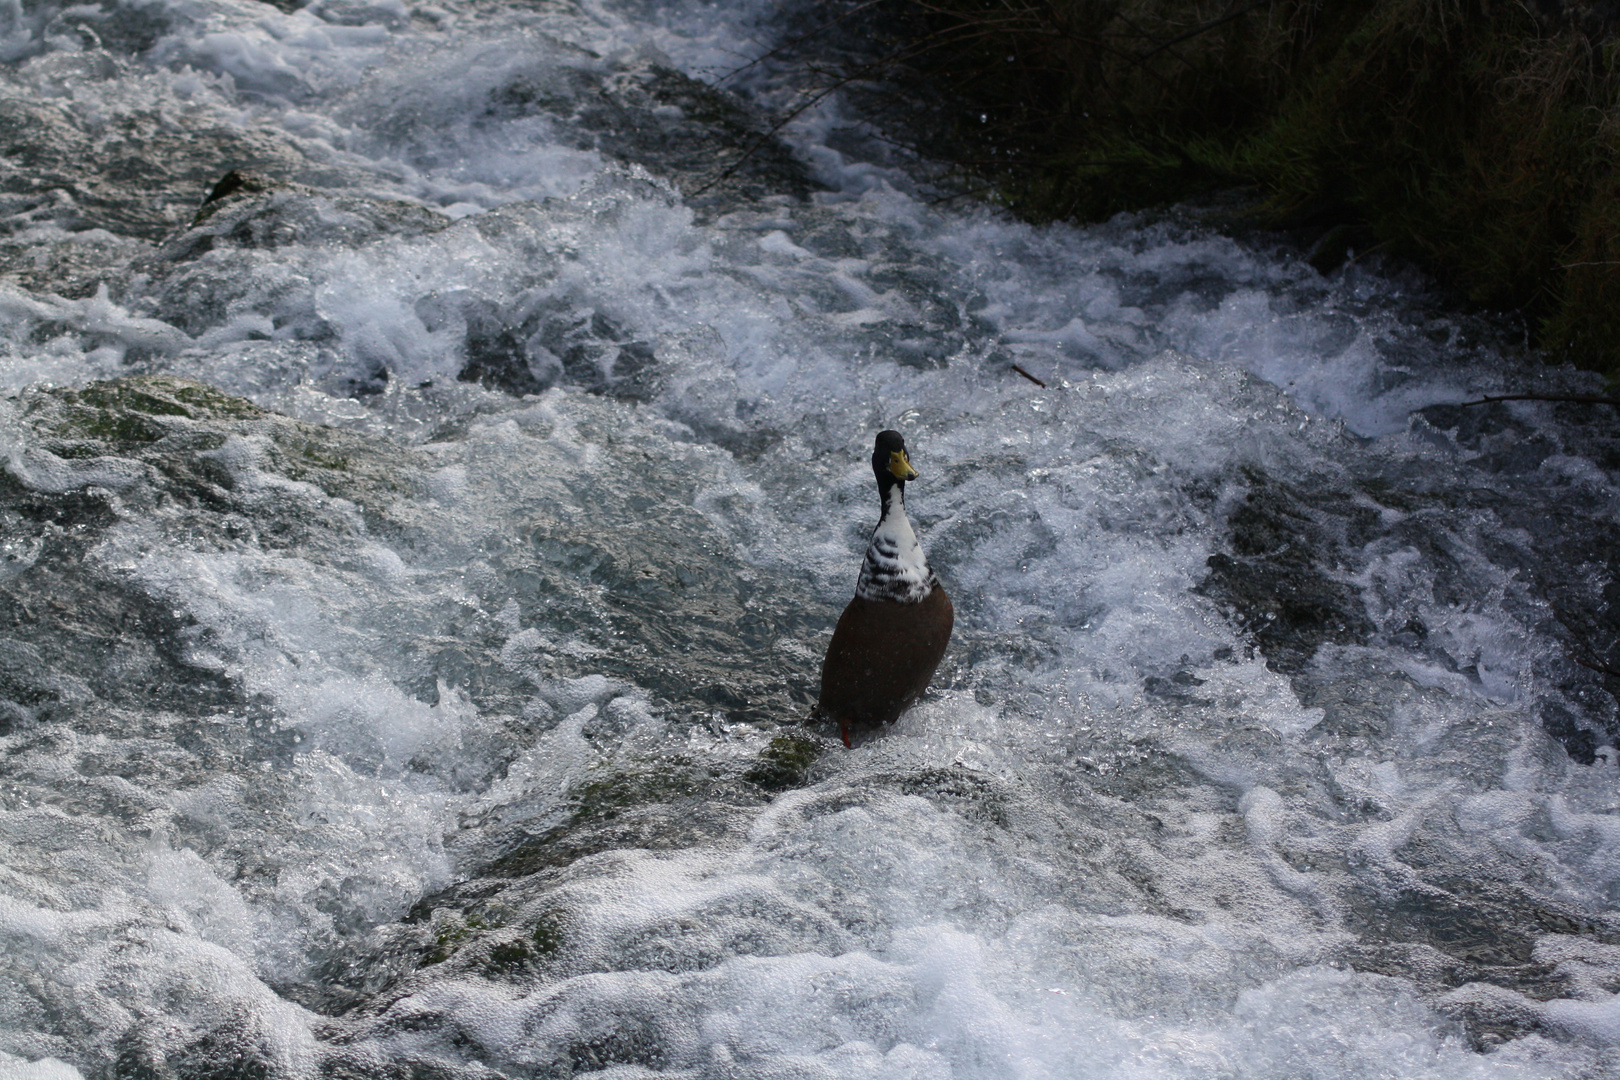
[{"xmin": 818, "ymin": 585, "xmax": 953, "ymax": 743}]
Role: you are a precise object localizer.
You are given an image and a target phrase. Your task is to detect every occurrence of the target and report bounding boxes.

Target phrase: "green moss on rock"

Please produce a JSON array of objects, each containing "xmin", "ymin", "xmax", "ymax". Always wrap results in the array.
[
  {"xmin": 23, "ymin": 375, "xmax": 406, "ymax": 508},
  {"xmin": 743, "ymin": 733, "xmax": 823, "ymax": 792}
]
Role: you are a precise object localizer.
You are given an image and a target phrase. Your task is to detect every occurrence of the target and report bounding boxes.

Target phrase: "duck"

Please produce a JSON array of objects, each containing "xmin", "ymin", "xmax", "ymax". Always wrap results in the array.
[{"xmin": 818, "ymin": 430, "xmax": 953, "ymax": 747}]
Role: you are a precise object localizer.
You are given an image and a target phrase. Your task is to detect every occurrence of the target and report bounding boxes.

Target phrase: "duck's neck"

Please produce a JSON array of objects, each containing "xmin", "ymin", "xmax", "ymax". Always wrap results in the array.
[{"xmin": 856, "ymin": 480, "xmax": 936, "ymax": 603}]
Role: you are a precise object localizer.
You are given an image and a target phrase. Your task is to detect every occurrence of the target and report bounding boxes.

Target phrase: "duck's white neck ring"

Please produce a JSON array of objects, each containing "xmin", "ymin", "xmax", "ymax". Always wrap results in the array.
[
  {"xmin": 880, "ymin": 479, "xmax": 905, "ymax": 519},
  {"xmin": 856, "ymin": 479, "xmax": 936, "ymax": 603}
]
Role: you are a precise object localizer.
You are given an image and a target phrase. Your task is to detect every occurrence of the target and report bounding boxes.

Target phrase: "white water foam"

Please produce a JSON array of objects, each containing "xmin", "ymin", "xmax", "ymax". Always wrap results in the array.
[{"xmin": 4, "ymin": 0, "xmax": 1620, "ymax": 1074}]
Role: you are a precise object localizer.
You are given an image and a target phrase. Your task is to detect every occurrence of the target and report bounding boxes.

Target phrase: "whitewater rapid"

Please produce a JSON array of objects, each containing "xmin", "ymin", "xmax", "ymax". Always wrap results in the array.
[{"xmin": 3, "ymin": 0, "xmax": 1620, "ymax": 1076}]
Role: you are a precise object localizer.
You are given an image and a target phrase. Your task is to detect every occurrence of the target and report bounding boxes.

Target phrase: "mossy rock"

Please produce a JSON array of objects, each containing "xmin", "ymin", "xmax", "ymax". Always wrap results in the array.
[
  {"xmin": 420, "ymin": 907, "xmax": 507, "ymax": 967},
  {"xmin": 22, "ymin": 375, "xmax": 406, "ymax": 508},
  {"xmin": 478, "ymin": 759, "xmax": 761, "ymax": 880},
  {"xmin": 61, "ymin": 375, "xmax": 269, "ymax": 424},
  {"xmin": 480, "ymin": 911, "xmax": 569, "ymax": 976},
  {"xmin": 44, "ymin": 376, "xmax": 265, "ymax": 450},
  {"xmin": 569, "ymin": 759, "xmax": 709, "ymax": 823},
  {"xmin": 743, "ymin": 734, "xmax": 823, "ymax": 792}
]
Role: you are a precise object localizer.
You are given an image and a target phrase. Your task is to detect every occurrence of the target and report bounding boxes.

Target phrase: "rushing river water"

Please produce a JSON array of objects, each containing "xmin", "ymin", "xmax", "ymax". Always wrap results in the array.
[{"xmin": 4, "ymin": 0, "xmax": 1620, "ymax": 1076}]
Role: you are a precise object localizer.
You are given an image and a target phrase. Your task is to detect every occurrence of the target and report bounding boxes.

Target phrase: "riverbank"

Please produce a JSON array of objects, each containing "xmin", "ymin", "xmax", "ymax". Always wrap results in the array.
[{"xmin": 885, "ymin": 0, "xmax": 1620, "ymax": 381}]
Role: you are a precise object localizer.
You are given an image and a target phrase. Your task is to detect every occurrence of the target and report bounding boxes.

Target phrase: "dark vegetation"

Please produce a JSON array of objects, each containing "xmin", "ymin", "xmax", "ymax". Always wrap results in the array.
[{"xmin": 806, "ymin": 0, "xmax": 1620, "ymax": 380}]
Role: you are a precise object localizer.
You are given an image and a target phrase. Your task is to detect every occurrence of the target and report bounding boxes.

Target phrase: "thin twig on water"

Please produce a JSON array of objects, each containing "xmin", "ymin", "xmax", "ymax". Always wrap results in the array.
[
  {"xmin": 1456, "ymin": 392, "xmax": 1620, "ymax": 408},
  {"xmin": 1012, "ymin": 364, "xmax": 1047, "ymax": 387}
]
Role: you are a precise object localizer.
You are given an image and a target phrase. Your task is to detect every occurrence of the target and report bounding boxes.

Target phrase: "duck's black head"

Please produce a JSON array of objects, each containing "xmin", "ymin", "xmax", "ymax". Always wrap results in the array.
[{"xmin": 871, "ymin": 429, "xmax": 918, "ymax": 493}]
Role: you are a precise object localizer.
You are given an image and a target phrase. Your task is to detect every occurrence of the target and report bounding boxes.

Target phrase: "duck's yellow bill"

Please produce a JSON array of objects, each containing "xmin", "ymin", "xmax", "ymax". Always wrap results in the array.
[{"xmin": 889, "ymin": 450, "xmax": 918, "ymax": 481}]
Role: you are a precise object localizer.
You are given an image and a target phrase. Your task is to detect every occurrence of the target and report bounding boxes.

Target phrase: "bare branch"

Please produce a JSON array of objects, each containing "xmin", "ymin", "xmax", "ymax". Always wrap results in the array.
[
  {"xmin": 1455, "ymin": 392, "xmax": 1620, "ymax": 408},
  {"xmin": 1011, "ymin": 364, "xmax": 1047, "ymax": 387}
]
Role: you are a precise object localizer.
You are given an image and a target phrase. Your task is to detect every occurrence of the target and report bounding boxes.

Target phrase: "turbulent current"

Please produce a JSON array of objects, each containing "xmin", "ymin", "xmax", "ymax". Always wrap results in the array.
[{"xmin": 3, "ymin": 0, "xmax": 1620, "ymax": 1076}]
